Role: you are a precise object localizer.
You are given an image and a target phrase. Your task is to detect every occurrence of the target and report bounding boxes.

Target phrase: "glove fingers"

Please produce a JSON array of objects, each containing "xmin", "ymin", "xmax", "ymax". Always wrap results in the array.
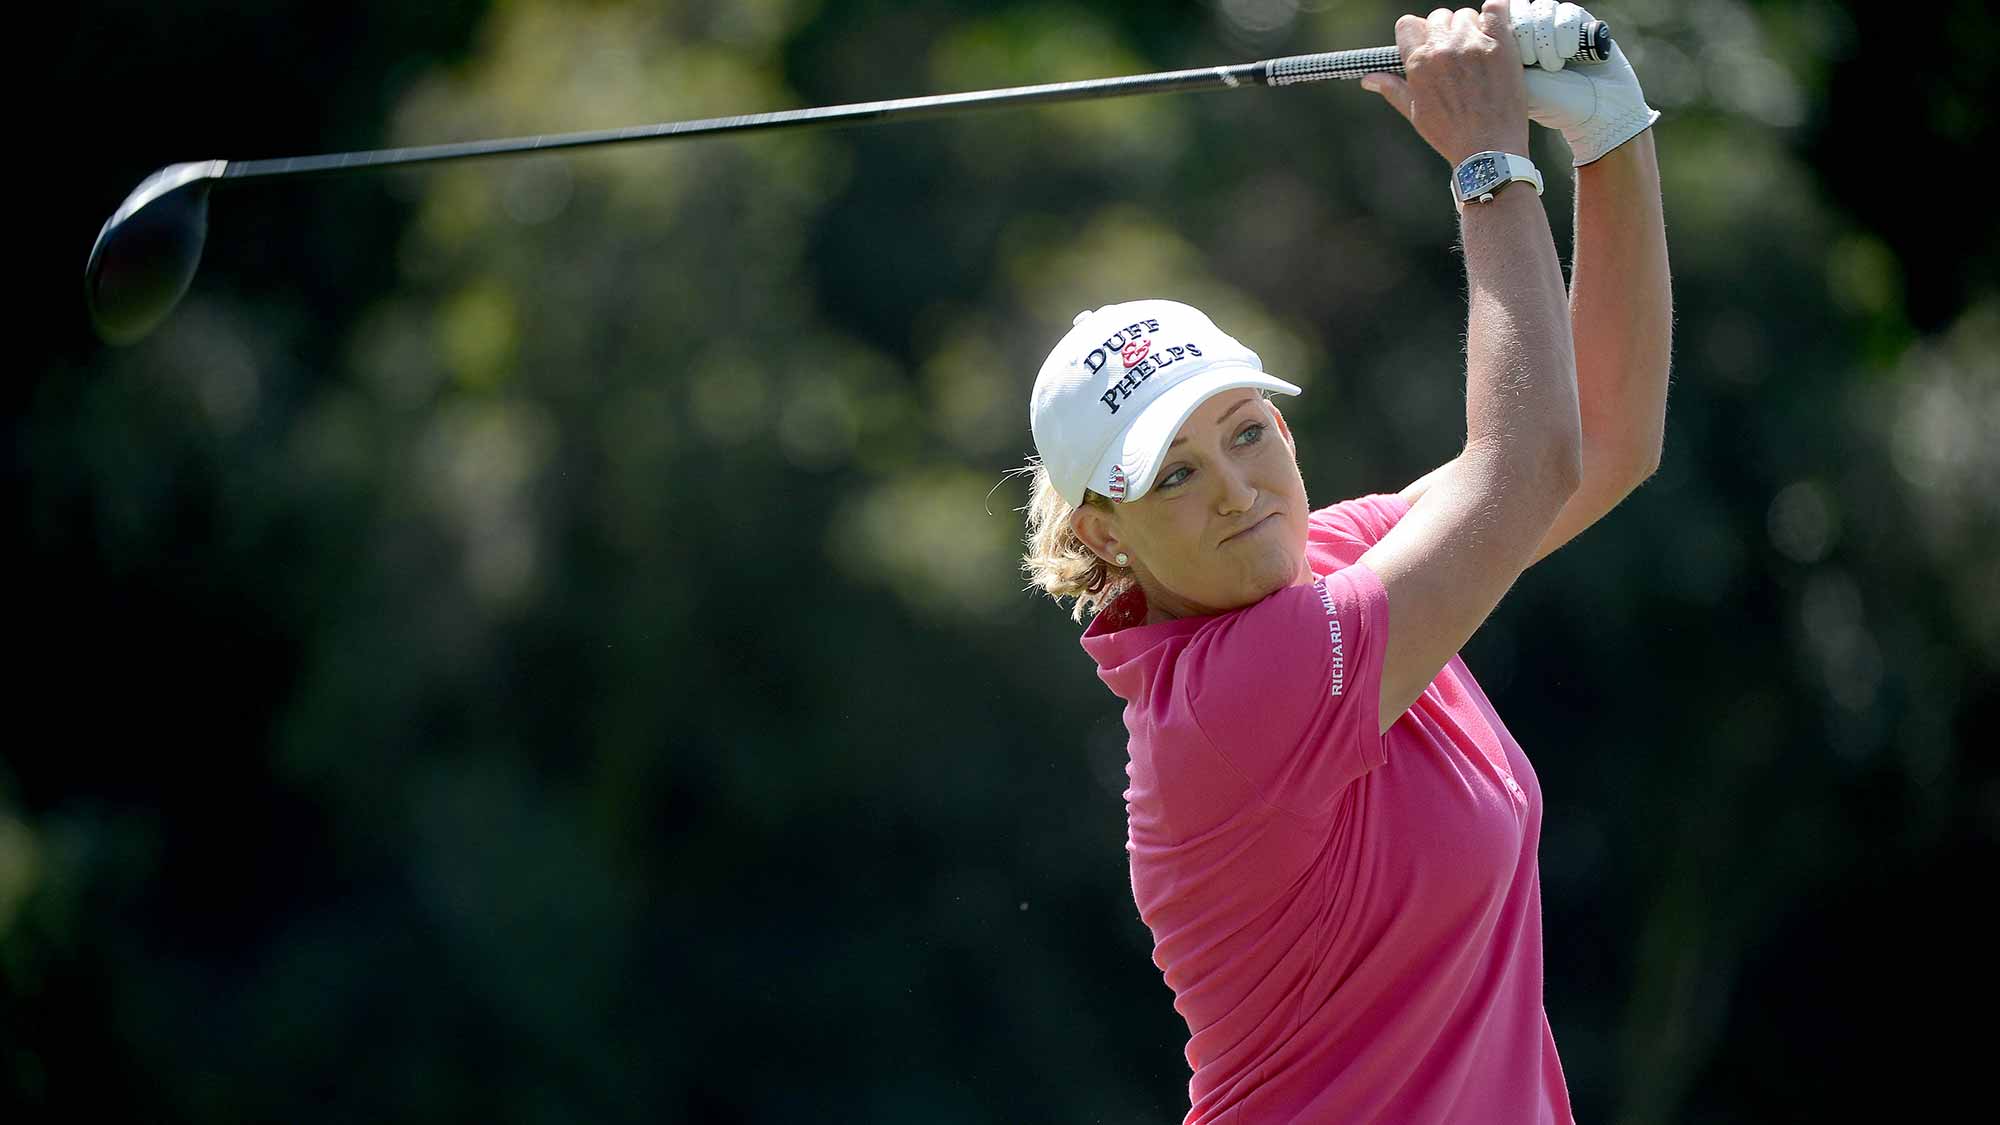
[
  {"xmin": 1510, "ymin": 0, "xmax": 1538, "ymax": 69},
  {"xmin": 1552, "ymin": 3, "xmax": 1588, "ymax": 69},
  {"xmin": 1533, "ymin": 0, "xmax": 1565, "ymax": 72},
  {"xmin": 1508, "ymin": 0, "xmax": 1563, "ymax": 70},
  {"xmin": 1506, "ymin": 0, "xmax": 1560, "ymax": 72}
]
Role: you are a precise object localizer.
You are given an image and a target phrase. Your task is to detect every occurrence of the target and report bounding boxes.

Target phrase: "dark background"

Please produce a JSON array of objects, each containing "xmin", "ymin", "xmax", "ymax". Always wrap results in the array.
[{"xmin": 10, "ymin": 1, "xmax": 1995, "ymax": 1121}]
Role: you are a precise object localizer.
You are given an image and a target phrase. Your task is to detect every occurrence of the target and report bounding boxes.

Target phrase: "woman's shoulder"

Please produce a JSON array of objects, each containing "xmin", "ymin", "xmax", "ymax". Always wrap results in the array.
[{"xmin": 1309, "ymin": 492, "xmax": 1413, "ymax": 556}]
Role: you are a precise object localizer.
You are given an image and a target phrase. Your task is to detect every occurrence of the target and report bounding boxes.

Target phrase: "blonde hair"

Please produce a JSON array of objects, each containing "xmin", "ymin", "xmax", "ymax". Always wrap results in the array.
[{"xmin": 1015, "ymin": 459, "xmax": 1133, "ymax": 623}]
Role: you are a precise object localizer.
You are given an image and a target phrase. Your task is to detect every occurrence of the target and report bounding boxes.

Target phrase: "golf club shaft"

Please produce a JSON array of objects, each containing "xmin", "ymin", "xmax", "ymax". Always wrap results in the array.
[
  {"xmin": 85, "ymin": 25, "xmax": 1609, "ymax": 344},
  {"xmin": 214, "ymin": 32, "xmax": 1597, "ymax": 183}
]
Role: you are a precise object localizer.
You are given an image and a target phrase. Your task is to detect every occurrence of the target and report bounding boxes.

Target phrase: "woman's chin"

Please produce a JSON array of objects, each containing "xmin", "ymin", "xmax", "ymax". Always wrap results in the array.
[{"xmin": 1222, "ymin": 553, "xmax": 1300, "ymax": 610}]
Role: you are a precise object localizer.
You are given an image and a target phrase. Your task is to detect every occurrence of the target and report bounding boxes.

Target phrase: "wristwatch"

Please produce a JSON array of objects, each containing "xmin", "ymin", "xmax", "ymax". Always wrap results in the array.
[{"xmin": 1451, "ymin": 151, "xmax": 1544, "ymax": 211}]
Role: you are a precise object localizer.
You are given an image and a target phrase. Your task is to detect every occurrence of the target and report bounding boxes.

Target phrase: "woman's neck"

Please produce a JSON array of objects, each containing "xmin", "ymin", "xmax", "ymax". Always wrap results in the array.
[{"xmin": 1139, "ymin": 555, "xmax": 1316, "ymax": 625}]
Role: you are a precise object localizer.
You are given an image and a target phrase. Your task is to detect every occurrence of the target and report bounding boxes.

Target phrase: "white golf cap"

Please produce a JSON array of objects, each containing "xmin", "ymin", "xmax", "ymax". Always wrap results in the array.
[{"xmin": 1029, "ymin": 299, "xmax": 1301, "ymax": 507}]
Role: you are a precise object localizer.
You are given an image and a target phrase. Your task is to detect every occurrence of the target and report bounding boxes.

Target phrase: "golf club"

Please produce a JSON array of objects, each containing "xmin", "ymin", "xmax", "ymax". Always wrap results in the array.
[{"xmin": 84, "ymin": 21, "xmax": 1610, "ymax": 345}]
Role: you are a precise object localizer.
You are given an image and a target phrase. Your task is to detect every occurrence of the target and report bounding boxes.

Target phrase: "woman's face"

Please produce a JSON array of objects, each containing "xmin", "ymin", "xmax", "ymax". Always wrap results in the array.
[{"xmin": 1075, "ymin": 390, "xmax": 1313, "ymax": 620}]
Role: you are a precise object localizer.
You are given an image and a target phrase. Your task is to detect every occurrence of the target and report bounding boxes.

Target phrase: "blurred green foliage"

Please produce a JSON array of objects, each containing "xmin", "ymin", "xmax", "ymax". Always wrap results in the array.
[{"xmin": 10, "ymin": 1, "xmax": 1995, "ymax": 1121}]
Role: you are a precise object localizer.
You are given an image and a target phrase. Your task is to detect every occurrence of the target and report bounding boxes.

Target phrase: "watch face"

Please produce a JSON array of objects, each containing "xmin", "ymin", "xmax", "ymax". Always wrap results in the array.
[{"xmin": 1457, "ymin": 155, "xmax": 1498, "ymax": 195}]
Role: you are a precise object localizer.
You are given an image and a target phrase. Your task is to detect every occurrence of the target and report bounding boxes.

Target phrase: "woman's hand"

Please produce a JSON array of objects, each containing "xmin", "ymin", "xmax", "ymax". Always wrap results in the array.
[
  {"xmin": 1513, "ymin": 0, "xmax": 1662, "ymax": 166},
  {"xmin": 1360, "ymin": 0, "xmax": 1530, "ymax": 166}
]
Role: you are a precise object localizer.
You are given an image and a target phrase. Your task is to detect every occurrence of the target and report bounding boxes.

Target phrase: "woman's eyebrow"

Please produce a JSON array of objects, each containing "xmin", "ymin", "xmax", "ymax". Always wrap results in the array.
[{"xmin": 1168, "ymin": 397, "xmax": 1258, "ymax": 450}]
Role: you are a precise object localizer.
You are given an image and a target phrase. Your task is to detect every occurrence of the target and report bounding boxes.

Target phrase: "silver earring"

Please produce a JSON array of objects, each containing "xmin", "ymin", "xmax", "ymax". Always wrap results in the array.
[{"xmin": 1114, "ymin": 552, "xmax": 1129, "ymax": 567}]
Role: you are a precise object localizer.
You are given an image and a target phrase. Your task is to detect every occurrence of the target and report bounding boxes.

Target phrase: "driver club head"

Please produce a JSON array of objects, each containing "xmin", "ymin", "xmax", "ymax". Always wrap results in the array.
[{"xmin": 85, "ymin": 161, "xmax": 225, "ymax": 345}]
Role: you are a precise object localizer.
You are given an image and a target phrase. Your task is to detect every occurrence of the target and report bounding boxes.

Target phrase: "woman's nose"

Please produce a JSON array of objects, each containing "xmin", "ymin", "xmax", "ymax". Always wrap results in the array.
[{"xmin": 1215, "ymin": 465, "xmax": 1257, "ymax": 515}]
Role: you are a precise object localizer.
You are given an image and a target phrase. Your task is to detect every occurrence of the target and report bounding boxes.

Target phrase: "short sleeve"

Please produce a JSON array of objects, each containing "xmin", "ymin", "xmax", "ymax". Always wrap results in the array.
[
  {"xmin": 1179, "ymin": 563, "xmax": 1391, "ymax": 818},
  {"xmin": 1310, "ymin": 492, "xmax": 1412, "ymax": 553}
]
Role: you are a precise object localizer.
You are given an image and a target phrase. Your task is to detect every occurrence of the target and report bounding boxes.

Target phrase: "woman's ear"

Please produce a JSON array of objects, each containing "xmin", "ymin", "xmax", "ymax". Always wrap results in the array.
[{"xmin": 1070, "ymin": 502, "xmax": 1121, "ymax": 565}]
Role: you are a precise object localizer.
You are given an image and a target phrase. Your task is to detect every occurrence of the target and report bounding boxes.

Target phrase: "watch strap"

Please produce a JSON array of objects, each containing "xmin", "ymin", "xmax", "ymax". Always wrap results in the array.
[{"xmin": 1451, "ymin": 151, "xmax": 1544, "ymax": 211}]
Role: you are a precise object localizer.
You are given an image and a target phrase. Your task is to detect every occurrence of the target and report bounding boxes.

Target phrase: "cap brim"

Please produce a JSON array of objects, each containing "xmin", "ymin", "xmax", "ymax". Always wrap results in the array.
[{"xmin": 1088, "ymin": 365, "xmax": 1301, "ymax": 502}]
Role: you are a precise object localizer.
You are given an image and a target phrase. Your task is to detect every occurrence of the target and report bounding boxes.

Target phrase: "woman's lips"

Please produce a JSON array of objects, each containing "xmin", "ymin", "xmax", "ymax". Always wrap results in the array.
[{"xmin": 1222, "ymin": 512, "xmax": 1279, "ymax": 544}]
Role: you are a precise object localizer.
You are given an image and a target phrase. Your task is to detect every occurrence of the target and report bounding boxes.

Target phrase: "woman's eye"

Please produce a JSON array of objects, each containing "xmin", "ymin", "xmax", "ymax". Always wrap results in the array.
[
  {"xmin": 1235, "ymin": 423, "xmax": 1266, "ymax": 446},
  {"xmin": 1159, "ymin": 466, "xmax": 1192, "ymax": 489}
]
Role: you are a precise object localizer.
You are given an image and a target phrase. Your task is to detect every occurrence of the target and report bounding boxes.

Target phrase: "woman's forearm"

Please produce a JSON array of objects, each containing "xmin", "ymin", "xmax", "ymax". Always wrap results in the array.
[
  {"xmin": 1569, "ymin": 130, "xmax": 1672, "ymax": 484},
  {"xmin": 1516, "ymin": 132, "xmax": 1670, "ymax": 564},
  {"xmin": 1461, "ymin": 185, "xmax": 1583, "ymax": 499}
]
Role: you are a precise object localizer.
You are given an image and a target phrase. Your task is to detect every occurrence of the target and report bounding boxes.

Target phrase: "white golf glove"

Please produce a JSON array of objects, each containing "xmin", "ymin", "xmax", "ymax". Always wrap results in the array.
[{"xmin": 1512, "ymin": 0, "xmax": 1661, "ymax": 165}]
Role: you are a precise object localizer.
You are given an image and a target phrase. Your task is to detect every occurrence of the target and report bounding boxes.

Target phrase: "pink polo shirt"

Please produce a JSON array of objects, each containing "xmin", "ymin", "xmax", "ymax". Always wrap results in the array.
[{"xmin": 1080, "ymin": 493, "xmax": 1573, "ymax": 1124}]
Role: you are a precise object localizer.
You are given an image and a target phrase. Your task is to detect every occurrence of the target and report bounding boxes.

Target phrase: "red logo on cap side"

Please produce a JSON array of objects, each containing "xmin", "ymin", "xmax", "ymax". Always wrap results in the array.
[
  {"xmin": 1121, "ymin": 339, "xmax": 1151, "ymax": 368},
  {"xmin": 1107, "ymin": 465, "xmax": 1128, "ymax": 500}
]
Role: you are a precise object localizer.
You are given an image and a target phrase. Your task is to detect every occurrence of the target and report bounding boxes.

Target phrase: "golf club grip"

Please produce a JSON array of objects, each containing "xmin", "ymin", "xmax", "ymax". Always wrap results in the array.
[
  {"xmin": 1263, "ymin": 19, "xmax": 1610, "ymax": 85},
  {"xmin": 1265, "ymin": 47, "xmax": 1404, "ymax": 85}
]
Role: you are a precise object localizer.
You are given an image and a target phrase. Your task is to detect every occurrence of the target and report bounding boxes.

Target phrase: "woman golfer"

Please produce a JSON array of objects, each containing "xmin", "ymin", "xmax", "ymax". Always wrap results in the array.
[{"xmin": 1021, "ymin": 2, "xmax": 1669, "ymax": 1120}]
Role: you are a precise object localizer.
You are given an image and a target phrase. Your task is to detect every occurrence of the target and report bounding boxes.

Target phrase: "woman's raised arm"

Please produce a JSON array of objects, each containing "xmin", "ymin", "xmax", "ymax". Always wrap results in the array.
[
  {"xmin": 1524, "ymin": 129, "xmax": 1671, "ymax": 565},
  {"xmin": 1356, "ymin": 1, "xmax": 1582, "ymax": 733}
]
